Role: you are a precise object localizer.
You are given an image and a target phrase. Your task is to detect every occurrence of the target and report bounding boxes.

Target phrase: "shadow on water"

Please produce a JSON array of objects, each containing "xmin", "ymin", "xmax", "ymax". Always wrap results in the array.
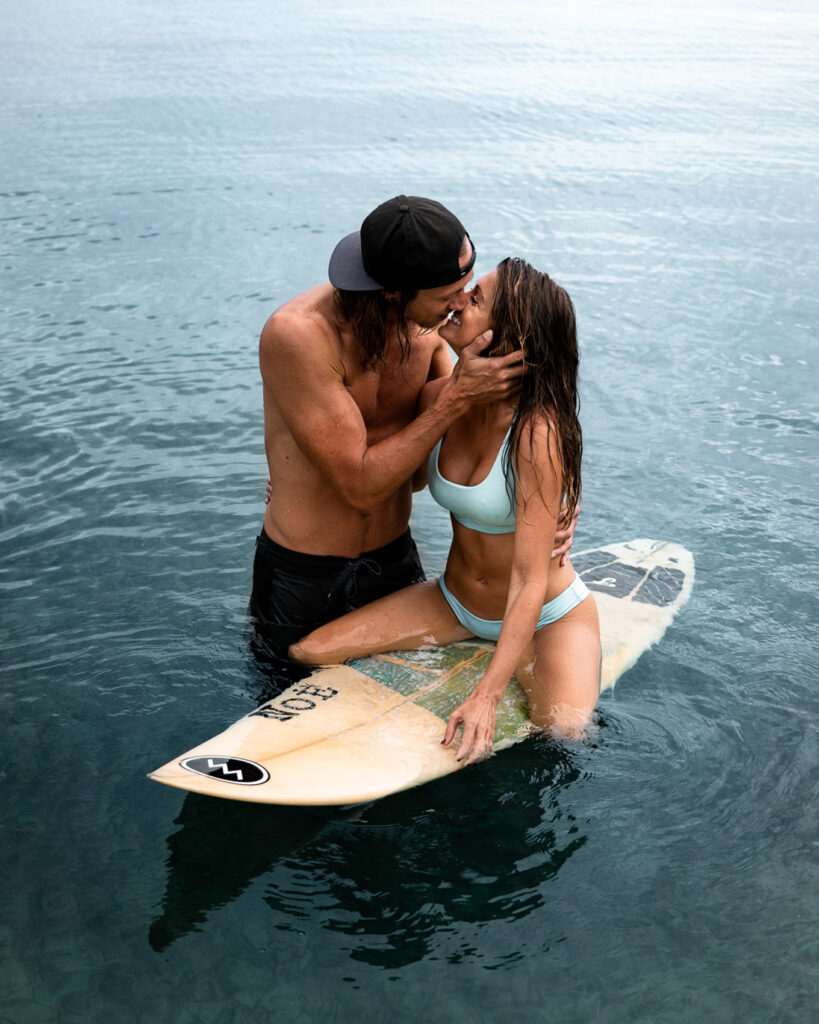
[{"xmin": 149, "ymin": 734, "xmax": 592, "ymax": 965}]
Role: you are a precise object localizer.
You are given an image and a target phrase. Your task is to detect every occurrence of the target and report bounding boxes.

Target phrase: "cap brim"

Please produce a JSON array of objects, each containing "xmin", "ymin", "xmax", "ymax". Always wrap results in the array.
[{"xmin": 328, "ymin": 231, "xmax": 383, "ymax": 291}]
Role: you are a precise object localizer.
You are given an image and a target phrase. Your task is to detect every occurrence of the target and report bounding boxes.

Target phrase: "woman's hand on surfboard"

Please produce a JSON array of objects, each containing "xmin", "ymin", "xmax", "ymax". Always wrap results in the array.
[
  {"xmin": 552, "ymin": 499, "xmax": 581, "ymax": 566},
  {"xmin": 442, "ymin": 691, "xmax": 499, "ymax": 765}
]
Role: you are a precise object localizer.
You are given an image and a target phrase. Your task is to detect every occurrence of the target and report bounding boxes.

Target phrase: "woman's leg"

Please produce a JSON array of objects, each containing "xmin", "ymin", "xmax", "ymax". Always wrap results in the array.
[
  {"xmin": 514, "ymin": 595, "xmax": 601, "ymax": 740},
  {"xmin": 290, "ymin": 580, "xmax": 474, "ymax": 665}
]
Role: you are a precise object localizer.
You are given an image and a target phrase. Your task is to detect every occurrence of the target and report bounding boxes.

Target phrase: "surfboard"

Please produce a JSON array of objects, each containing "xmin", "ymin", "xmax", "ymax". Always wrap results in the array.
[{"xmin": 149, "ymin": 539, "xmax": 693, "ymax": 806}]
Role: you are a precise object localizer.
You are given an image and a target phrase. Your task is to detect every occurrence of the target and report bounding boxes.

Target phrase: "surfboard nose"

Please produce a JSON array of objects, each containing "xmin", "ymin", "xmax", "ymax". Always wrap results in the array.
[{"xmin": 149, "ymin": 702, "xmax": 463, "ymax": 806}]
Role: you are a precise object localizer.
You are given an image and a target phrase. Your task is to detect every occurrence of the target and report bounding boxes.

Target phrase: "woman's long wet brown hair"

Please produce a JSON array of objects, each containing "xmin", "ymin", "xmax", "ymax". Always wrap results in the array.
[{"xmin": 487, "ymin": 257, "xmax": 582, "ymax": 524}]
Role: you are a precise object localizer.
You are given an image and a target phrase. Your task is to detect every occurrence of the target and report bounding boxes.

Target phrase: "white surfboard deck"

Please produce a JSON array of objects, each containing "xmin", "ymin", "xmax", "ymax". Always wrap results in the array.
[{"xmin": 150, "ymin": 539, "xmax": 693, "ymax": 806}]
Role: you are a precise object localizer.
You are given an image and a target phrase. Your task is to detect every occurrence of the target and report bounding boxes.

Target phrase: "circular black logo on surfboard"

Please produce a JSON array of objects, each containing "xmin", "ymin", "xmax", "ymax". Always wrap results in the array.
[{"xmin": 180, "ymin": 756, "xmax": 269, "ymax": 786}]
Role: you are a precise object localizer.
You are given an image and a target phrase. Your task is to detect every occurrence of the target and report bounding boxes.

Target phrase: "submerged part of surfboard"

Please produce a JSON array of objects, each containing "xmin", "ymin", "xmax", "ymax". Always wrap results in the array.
[{"xmin": 149, "ymin": 539, "xmax": 694, "ymax": 805}]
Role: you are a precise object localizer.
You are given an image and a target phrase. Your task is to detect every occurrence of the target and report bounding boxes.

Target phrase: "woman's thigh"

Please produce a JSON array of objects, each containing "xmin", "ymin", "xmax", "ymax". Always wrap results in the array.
[
  {"xmin": 515, "ymin": 595, "xmax": 601, "ymax": 738},
  {"xmin": 290, "ymin": 579, "xmax": 474, "ymax": 664}
]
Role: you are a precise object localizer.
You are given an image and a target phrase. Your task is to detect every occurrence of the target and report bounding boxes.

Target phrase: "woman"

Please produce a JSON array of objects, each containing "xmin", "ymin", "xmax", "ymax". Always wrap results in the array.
[{"xmin": 290, "ymin": 258, "xmax": 600, "ymax": 764}]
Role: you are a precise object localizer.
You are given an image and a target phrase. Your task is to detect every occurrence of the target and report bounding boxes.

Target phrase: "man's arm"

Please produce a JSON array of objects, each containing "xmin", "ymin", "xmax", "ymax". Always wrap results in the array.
[{"xmin": 262, "ymin": 316, "xmax": 522, "ymax": 513}]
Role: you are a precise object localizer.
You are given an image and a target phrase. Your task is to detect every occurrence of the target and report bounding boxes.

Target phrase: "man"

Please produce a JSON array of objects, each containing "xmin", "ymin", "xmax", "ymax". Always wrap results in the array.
[{"xmin": 250, "ymin": 196, "xmax": 566, "ymax": 661}]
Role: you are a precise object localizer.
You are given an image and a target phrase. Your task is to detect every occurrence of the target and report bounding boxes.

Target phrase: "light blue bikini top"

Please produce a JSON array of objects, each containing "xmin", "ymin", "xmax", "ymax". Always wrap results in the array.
[{"xmin": 428, "ymin": 428, "xmax": 516, "ymax": 535}]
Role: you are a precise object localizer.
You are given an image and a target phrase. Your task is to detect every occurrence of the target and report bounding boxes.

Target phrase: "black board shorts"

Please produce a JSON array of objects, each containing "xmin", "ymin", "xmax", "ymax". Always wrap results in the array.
[{"xmin": 249, "ymin": 526, "xmax": 426, "ymax": 660}]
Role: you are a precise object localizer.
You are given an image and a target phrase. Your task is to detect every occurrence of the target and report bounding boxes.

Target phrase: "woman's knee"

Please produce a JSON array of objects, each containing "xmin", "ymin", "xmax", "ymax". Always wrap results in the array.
[{"xmin": 288, "ymin": 634, "xmax": 331, "ymax": 665}]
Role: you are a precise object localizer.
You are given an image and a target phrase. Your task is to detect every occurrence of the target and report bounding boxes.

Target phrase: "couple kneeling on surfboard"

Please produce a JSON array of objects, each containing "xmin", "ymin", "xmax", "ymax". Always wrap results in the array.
[{"xmin": 290, "ymin": 256, "xmax": 600, "ymax": 764}]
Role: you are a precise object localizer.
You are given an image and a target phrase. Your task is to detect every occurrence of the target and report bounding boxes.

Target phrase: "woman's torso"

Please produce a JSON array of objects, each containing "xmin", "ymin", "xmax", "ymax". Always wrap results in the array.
[{"xmin": 430, "ymin": 406, "xmax": 575, "ymax": 619}]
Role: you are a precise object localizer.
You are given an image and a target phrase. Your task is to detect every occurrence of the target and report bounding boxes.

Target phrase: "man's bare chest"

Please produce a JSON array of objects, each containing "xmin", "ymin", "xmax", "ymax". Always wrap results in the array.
[{"xmin": 346, "ymin": 362, "xmax": 428, "ymax": 440}]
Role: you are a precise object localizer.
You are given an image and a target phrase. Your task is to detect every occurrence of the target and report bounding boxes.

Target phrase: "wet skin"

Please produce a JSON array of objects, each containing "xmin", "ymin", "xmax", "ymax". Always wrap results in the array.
[
  {"xmin": 260, "ymin": 241, "xmax": 526, "ymax": 560},
  {"xmin": 291, "ymin": 268, "xmax": 601, "ymax": 764}
]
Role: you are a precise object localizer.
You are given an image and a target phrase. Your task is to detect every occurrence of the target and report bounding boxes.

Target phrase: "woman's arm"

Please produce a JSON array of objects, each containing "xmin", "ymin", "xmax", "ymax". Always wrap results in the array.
[{"xmin": 442, "ymin": 416, "xmax": 562, "ymax": 763}]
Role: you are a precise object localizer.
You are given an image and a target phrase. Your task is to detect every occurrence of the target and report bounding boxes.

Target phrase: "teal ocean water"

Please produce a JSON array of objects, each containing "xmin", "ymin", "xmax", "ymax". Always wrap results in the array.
[{"xmin": 2, "ymin": 1, "xmax": 817, "ymax": 1020}]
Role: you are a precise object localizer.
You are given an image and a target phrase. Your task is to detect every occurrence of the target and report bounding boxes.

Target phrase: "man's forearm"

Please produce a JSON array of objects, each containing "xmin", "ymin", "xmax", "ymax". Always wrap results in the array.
[
  {"xmin": 340, "ymin": 381, "xmax": 466, "ymax": 511},
  {"xmin": 312, "ymin": 333, "xmax": 523, "ymax": 512}
]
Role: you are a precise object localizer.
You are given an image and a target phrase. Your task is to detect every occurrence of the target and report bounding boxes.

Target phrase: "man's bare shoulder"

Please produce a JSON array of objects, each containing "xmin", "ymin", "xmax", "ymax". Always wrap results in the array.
[{"xmin": 261, "ymin": 283, "xmax": 338, "ymax": 355}]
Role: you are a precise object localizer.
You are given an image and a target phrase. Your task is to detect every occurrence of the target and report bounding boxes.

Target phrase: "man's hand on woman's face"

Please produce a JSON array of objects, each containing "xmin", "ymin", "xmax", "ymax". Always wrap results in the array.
[{"xmin": 449, "ymin": 331, "xmax": 524, "ymax": 408}]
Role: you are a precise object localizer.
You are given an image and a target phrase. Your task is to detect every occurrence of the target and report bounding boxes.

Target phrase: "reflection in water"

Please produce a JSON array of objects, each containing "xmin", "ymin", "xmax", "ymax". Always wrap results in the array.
[
  {"xmin": 149, "ymin": 738, "xmax": 589, "ymax": 961},
  {"xmin": 149, "ymin": 621, "xmax": 335, "ymax": 952},
  {"xmin": 265, "ymin": 739, "xmax": 588, "ymax": 969},
  {"xmin": 149, "ymin": 795, "xmax": 328, "ymax": 952}
]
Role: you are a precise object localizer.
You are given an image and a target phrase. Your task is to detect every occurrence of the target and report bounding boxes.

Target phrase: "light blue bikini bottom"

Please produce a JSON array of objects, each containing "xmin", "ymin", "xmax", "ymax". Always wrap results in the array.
[{"xmin": 437, "ymin": 574, "xmax": 590, "ymax": 642}]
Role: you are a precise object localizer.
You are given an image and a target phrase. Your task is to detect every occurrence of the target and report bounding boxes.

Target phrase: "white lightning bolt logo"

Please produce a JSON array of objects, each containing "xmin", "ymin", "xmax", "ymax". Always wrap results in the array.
[
  {"xmin": 180, "ymin": 755, "xmax": 269, "ymax": 785},
  {"xmin": 207, "ymin": 758, "xmax": 244, "ymax": 781}
]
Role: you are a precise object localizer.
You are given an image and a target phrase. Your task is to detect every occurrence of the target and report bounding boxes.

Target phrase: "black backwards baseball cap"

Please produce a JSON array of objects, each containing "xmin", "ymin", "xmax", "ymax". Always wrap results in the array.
[{"xmin": 328, "ymin": 196, "xmax": 476, "ymax": 292}]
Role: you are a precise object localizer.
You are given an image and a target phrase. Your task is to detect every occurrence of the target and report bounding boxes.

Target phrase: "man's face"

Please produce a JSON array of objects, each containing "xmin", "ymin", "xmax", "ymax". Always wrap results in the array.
[{"xmin": 400, "ymin": 236, "xmax": 475, "ymax": 329}]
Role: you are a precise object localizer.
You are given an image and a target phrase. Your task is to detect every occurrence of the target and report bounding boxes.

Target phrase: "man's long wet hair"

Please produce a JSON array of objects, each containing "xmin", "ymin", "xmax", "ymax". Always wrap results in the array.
[
  {"xmin": 486, "ymin": 257, "xmax": 582, "ymax": 524},
  {"xmin": 333, "ymin": 288, "xmax": 417, "ymax": 371}
]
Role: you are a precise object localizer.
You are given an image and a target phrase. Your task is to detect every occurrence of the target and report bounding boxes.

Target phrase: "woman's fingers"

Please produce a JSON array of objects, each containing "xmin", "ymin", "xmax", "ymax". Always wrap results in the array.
[
  {"xmin": 442, "ymin": 709, "xmax": 463, "ymax": 747},
  {"xmin": 456, "ymin": 721, "xmax": 479, "ymax": 762},
  {"xmin": 460, "ymin": 724, "xmax": 494, "ymax": 765},
  {"xmin": 443, "ymin": 699, "xmax": 496, "ymax": 764},
  {"xmin": 494, "ymin": 349, "xmax": 525, "ymax": 373}
]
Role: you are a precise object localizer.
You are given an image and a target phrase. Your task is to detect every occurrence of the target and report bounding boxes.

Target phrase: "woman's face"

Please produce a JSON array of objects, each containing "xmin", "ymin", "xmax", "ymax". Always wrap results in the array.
[{"xmin": 437, "ymin": 268, "xmax": 497, "ymax": 354}]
